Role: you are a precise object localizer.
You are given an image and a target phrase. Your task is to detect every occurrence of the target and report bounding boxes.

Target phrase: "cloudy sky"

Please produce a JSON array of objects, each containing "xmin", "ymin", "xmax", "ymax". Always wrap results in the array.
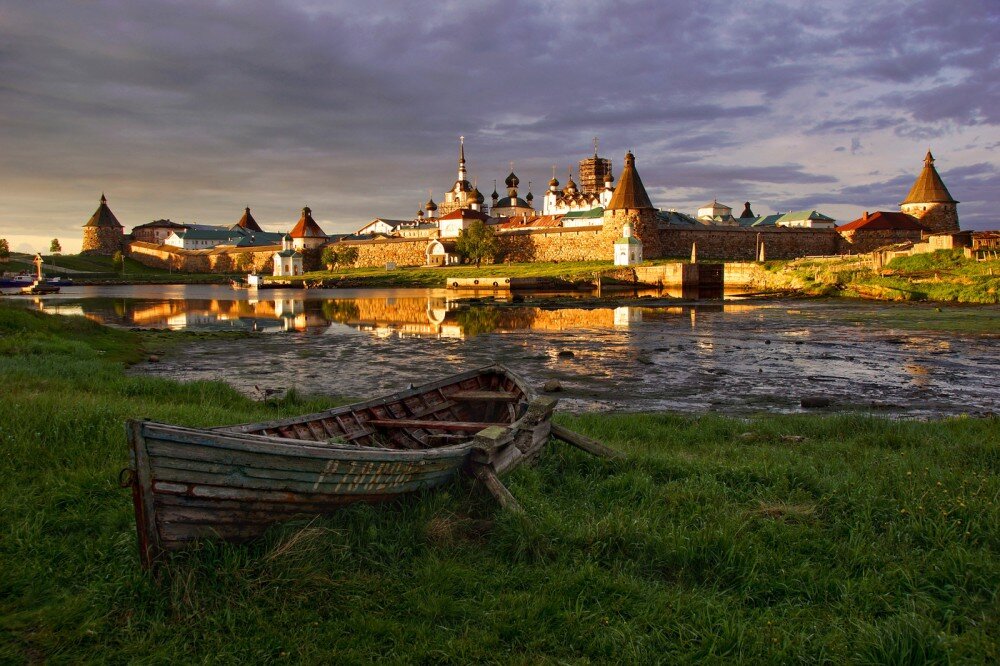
[{"xmin": 1, "ymin": 0, "xmax": 997, "ymax": 253}]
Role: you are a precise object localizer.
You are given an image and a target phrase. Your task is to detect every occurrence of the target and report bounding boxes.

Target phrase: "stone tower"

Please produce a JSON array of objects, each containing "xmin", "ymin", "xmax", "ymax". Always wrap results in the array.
[
  {"xmin": 81, "ymin": 193, "xmax": 124, "ymax": 255},
  {"xmin": 603, "ymin": 151, "xmax": 660, "ymax": 257},
  {"xmin": 900, "ymin": 151, "xmax": 959, "ymax": 233}
]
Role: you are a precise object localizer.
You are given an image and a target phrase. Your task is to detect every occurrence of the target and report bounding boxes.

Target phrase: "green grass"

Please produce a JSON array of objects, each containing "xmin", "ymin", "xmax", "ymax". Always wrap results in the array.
[
  {"xmin": 10, "ymin": 253, "xmax": 231, "ymax": 284},
  {"xmin": 39, "ymin": 253, "xmax": 167, "ymax": 276},
  {"xmin": 0, "ymin": 303, "xmax": 998, "ymax": 663},
  {"xmin": 765, "ymin": 251, "xmax": 1000, "ymax": 304},
  {"xmin": 281, "ymin": 259, "xmax": 693, "ymax": 288}
]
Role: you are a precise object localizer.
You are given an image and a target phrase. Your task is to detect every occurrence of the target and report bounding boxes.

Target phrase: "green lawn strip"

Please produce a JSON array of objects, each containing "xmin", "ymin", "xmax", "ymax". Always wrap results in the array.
[
  {"xmin": 277, "ymin": 259, "xmax": 698, "ymax": 289},
  {"xmin": 0, "ymin": 303, "xmax": 997, "ymax": 662},
  {"xmin": 765, "ymin": 251, "xmax": 1000, "ymax": 304}
]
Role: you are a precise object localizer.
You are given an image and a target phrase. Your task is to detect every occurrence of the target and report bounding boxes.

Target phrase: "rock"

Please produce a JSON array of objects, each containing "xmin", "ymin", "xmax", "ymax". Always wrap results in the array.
[
  {"xmin": 637, "ymin": 355, "xmax": 654, "ymax": 366},
  {"xmin": 764, "ymin": 339, "xmax": 771, "ymax": 345},
  {"xmin": 781, "ymin": 435, "xmax": 806, "ymax": 443},
  {"xmin": 801, "ymin": 396, "xmax": 831, "ymax": 409},
  {"xmin": 739, "ymin": 432, "xmax": 757, "ymax": 441},
  {"xmin": 557, "ymin": 350, "xmax": 575, "ymax": 359},
  {"xmin": 542, "ymin": 380, "xmax": 562, "ymax": 393},
  {"xmin": 148, "ymin": 354, "xmax": 160, "ymax": 363}
]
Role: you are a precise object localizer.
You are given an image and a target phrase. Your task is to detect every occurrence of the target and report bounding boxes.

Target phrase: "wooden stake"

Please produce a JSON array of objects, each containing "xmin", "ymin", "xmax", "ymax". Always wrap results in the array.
[
  {"xmin": 550, "ymin": 423, "xmax": 624, "ymax": 459},
  {"xmin": 473, "ymin": 466, "xmax": 524, "ymax": 513}
]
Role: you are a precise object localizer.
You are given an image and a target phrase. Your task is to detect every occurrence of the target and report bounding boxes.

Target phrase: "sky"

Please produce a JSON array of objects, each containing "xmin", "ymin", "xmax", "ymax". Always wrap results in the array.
[{"xmin": 1, "ymin": 0, "xmax": 998, "ymax": 254}]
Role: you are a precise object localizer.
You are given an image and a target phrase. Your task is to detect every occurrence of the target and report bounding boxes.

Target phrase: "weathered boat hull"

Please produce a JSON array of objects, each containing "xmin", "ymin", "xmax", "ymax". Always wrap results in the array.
[{"xmin": 126, "ymin": 364, "xmax": 555, "ymax": 568}]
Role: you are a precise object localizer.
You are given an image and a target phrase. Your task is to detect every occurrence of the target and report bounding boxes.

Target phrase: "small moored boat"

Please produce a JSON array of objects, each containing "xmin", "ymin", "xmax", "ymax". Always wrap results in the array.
[{"xmin": 125, "ymin": 364, "xmax": 560, "ymax": 568}]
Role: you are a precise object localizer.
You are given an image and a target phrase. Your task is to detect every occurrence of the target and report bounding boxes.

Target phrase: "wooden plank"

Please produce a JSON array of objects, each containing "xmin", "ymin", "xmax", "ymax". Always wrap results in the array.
[
  {"xmin": 143, "ymin": 423, "xmax": 472, "ymax": 460},
  {"xmin": 150, "ymin": 453, "xmax": 459, "ymax": 482},
  {"xmin": 550, "ymin": 423, "xmax": 624, "ymax": 459},
  {"xmin": 450, "ymin": 390, "xmax": 520, "ymax": 402},
  {"xmin": 367, "ymin": 419, "xmax": 503, "ymax": 432},
  {"xmin": 472, "ymin": 466, "xmax": 523, "ymax": 514},
  {"xmin": 127, "ymin": 420, "xmax": 162, "ymax": 570},
  {"xmin": 145, "ymin": 438, "xmax": 469, "ymax": 473},
  {"xmin": 150, "ymin": 466, "xmax": 456, "ymax": 495}
]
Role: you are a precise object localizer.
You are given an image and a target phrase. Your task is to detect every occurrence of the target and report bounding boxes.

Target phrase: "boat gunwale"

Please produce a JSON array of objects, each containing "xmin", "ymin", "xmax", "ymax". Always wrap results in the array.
[
  {"xmin": 217, "ymin": 362, "xmax": 537, "ymax": 444},
  {"xmin": 138, "ymin": 421, "xmax": 479, "ymax": 461}
]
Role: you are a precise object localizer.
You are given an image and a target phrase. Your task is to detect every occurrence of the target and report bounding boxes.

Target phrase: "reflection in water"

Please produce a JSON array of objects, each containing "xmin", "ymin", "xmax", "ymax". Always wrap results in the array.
[
  {"xmin": 15, "ymin": 284, "xmax": 1000, "ymax": 417},
  {"xmin": 33, "ymin": 292, "xmax": 724, "ymax": 338}
]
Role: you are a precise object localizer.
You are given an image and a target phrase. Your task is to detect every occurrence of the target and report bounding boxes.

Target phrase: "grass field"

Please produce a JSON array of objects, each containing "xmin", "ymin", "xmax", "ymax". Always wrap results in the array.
[
  {"xmin": 0, "ymin": 303, "xmax": 997, "ymax": 662},
  {"xmin": 767, "ymin": 251, "xmax": 1000, "ymax": 304},
  {"xmin": 2, "ymin": 253, "xmax": 232, "ymax": 284},
  {"xmin": 282, "ymin": 258, "xmax": 710, "ymax": 289}
]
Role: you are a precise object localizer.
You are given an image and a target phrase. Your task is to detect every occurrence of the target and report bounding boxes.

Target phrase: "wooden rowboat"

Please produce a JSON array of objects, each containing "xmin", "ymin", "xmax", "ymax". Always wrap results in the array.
[{"xmin": 124, "ymin": 364, "xmax": 559, "ymax": 568}]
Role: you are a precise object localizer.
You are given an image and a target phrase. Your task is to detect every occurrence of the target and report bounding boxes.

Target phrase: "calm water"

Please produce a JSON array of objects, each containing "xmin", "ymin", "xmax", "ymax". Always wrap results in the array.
[{"xmin": 15, "ymin": 284, "xmax": 1000, "ymax": 417}]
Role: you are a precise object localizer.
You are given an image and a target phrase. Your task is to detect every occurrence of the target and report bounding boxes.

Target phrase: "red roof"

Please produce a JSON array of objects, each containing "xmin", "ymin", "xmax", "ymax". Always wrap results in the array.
[
  {"xmin": 494, "ymin": 214, "xmax": 564, "ymax": 230},
  {"xmin": 438, "ymin": 208, "xmax": 490, "ymax": 221},
  {"xmin": 289, "ymin": 207, "xmax": 328, "ymax": 238},
  {"xmin": 837, "ymin": 211, "xmax": 925, "ymax": 232}
]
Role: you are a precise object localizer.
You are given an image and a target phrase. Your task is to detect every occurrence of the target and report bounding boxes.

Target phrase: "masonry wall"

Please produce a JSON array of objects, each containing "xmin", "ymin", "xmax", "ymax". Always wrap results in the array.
[
  {"xmin": 838, "ymin": 229, "xmax": 924, "ymax": 254},
  {"xmin": 901, "ymin": 203, "xmax": 958, "ymax": 234},
  {"xmin": 128, "ymin": 241, "xmax": 277, "ymax": 273},
  {"xmin": 339, "ymin": 237, "xmax": 429, "ymax": 268},
  {"xmin": 81, "ymin": 228, "xmax": 124, "ymax": 256},
  {"xmin": 658, "ymin": 227, "xmax": 841, "ymax": 260}
]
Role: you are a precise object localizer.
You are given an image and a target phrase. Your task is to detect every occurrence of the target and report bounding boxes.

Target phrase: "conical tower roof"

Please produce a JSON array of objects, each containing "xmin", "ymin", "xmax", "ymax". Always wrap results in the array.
[
  {"xmin": 901, "ymin": 151, "xmax": 958, "ymax": 205},
  {"xmin": 607, "ymin": 152, "xmax": 654, "ymax": 210},
  {"xmin": 289, "ymin": 206, "xmax": 328, "ymax": 238},
  {"xmin": 83, "ymin": 193, "xmax": 123, "ymax": 228},
  {"xmin": 236, "ymin": 206, "xmax": 263, "ymax": 232}
]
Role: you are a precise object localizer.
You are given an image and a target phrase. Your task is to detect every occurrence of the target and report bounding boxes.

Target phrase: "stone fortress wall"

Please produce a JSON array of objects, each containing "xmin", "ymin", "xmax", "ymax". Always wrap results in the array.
[
  {"xmin": 128, "ymin": 225, "xmax": 920, "ymax": 272},
  {"xmin": 129, "ymin": 241, "xmax": 279, "ymax": 273},
  {"xmin": 81, "ymin": 227, "xmax": 123, "ymax": 256}
]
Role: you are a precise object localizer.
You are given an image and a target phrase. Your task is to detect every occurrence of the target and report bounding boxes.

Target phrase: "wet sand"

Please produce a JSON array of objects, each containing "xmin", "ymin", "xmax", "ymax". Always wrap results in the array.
[{"xmin": 51, "ymin": 287, "xmax": 988, "ymax": 418}]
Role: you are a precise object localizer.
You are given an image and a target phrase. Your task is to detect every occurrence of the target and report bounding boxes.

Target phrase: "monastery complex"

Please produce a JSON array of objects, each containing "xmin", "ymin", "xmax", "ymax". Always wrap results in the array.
[{"xmin": 82, "ymin": 140, "xmax": 969, "ymax": 274}]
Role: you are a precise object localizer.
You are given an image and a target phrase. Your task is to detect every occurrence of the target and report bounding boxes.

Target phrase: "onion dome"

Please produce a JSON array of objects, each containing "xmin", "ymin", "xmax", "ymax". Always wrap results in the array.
[
  {"xmin": 604, "ymin": 170, "xmax": 614, "ymax": 185},
  {"xmin": 417, "ymin": 208, "xmax": 425, "ymax": 218},
  {"xmin": 425, "ymin": 198, "xmax": 437, "ymax": 212},
  {"xmin": 491, "ymin": 180, "xmax": 499, "ymax": 201},
  {"xmin": 505, "ymin": 171, "xmax": 519, "ymax": 189},
  {"xmin": 525, "ymin": 190, "xmax": 534, "ymax": 202},
  {"xmin": 474, "ymin": 188, "xmax": 485, "ymax": 204},
  {"xmin": 563, "ymin": 172, "xmax": 577, "ymax": 194},
  {"xmin": 548, "ymin": 177, "xmax": 559, "ymax": 188}
]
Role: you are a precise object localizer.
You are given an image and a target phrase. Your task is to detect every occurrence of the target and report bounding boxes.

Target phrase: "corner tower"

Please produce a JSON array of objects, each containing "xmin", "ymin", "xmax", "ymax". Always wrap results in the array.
[
  {"xmin": 603, "ymin": 151, "xmax": 660, "ymax": 257},
  {"xmin": 81, "ymin": 194, "xmax": 124, "ymax": 255},
  {"xmin": 900, "ymin": 151, "xmax": 959, "ymax": 233}
]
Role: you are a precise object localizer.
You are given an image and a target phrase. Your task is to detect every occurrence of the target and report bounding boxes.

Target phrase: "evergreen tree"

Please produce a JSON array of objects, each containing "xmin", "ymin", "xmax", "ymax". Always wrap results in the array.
[
  {"xmin": 49, "ymin": 239, "xmax": 62, "ymax": 254},
  {"xmin": 0, "ymin": 239, "xmax": 9, "ymax": 260}
]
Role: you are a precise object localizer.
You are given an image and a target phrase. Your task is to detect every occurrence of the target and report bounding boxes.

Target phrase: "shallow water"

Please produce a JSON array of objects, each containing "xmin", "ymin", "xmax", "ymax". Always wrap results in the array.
[{"xmin": 17, "ymin": 284, "xmax": 1000, "ymax": 417}]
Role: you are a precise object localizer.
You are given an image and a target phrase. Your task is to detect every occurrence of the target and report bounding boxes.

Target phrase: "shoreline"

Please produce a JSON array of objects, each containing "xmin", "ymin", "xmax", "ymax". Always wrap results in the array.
[{"xmin": 1, "ymin": 301, "xmax": 997, "ymax": 662}]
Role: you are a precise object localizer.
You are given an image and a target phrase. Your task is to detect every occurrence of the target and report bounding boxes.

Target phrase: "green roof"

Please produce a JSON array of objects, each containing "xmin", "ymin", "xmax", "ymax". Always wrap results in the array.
[
  {"xmin": 777, "ymin": 210, "xmax": 835, "ymax": 223},
  {"xmin": 562, "ymin": 207, "xmax": 604, "ymax": 219},
  {"xmin": 176, "ymin": 229, "xmax": 240, "ymax": 241},
  {"xmin": 614, "ymin": 236, "xmax": 641, "ymax": 245}
]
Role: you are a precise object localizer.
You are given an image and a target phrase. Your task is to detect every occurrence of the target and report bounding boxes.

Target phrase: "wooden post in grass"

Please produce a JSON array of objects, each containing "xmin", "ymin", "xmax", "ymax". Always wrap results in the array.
[{"xmin": 550, "ymin": 423, "xmax": 624, "ymax": 459}]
